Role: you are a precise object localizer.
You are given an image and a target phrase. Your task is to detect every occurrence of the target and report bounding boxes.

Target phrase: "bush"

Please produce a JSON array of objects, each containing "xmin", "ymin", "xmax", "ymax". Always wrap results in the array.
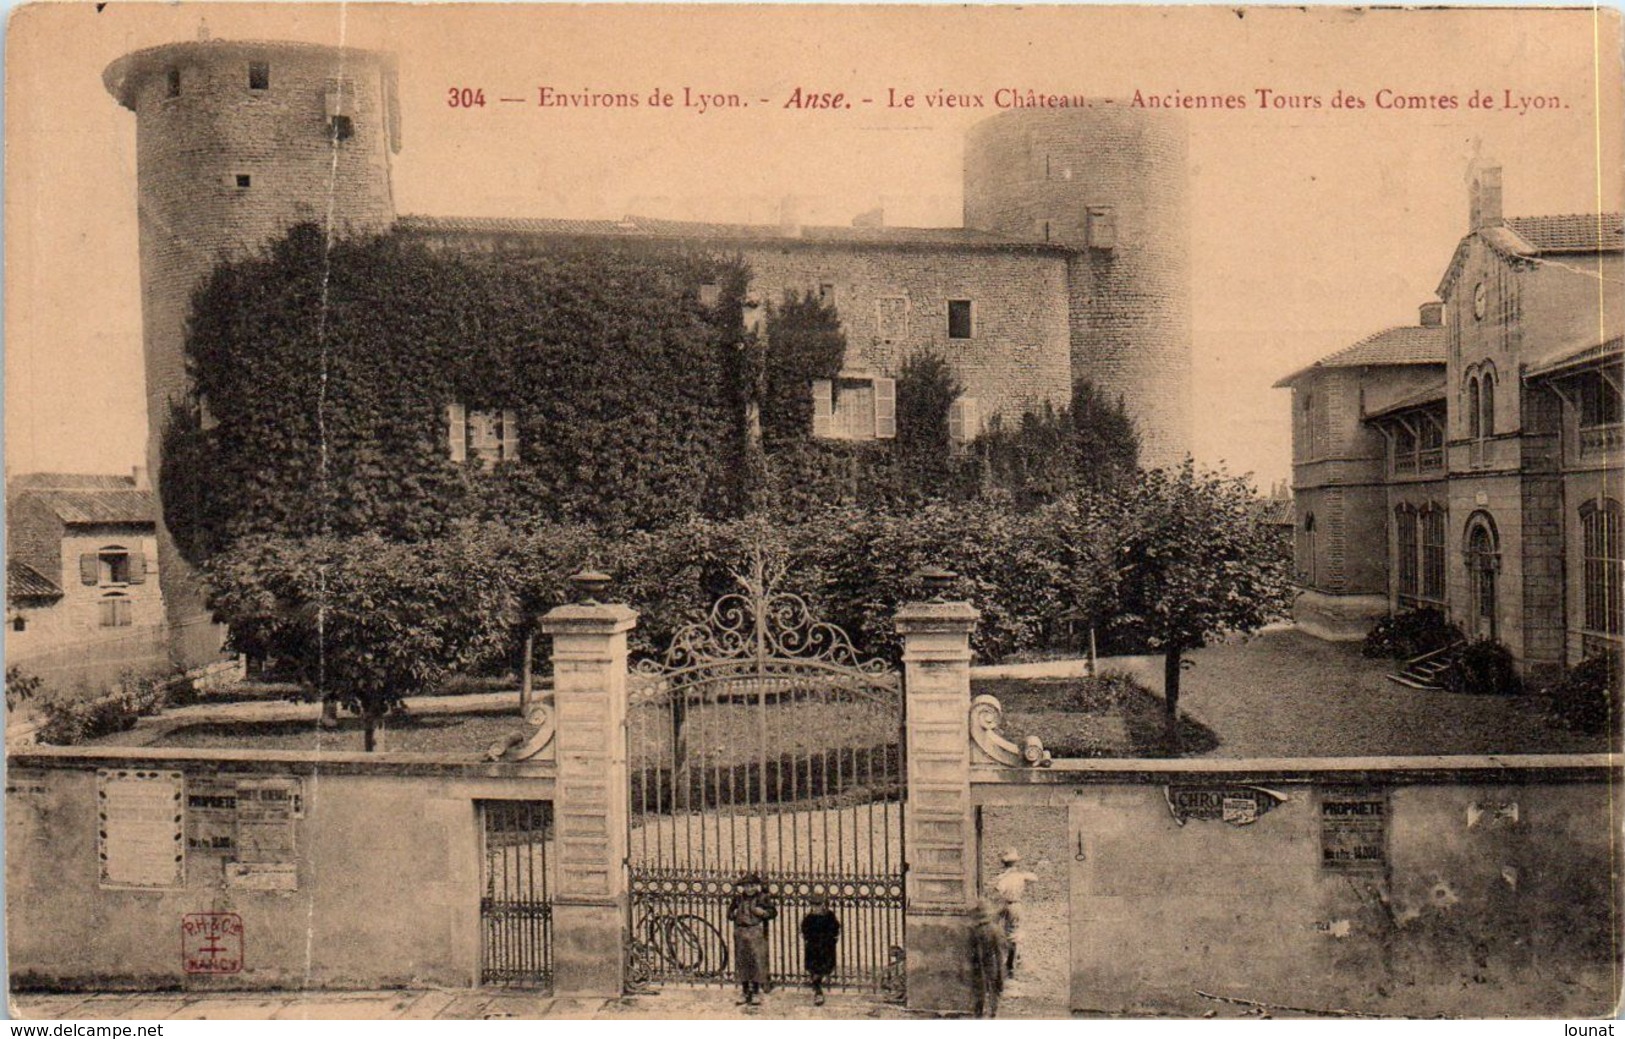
[
  {"xmin": 5, "ymin": 666, "xmax": 43, "ymax": 713},
  {"xmin": 1362, "ymin": 608, "xmax": 1462, "ymax": 660},
  {"xmin": 1438, "ymin": 639, "xmax": 1522, "ymax": 696},
  {"xmin": 1545, "ymin": 653, "xmax": 1621, "ymax": 736},
  {"xmin": 33, "ymin": 670, "xmax": 176, "ymax": 745}
]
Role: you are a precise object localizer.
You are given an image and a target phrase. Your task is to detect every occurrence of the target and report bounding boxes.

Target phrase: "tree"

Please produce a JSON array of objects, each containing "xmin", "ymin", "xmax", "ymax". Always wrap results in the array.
[
  {"xmin": 206, "ymin": 527, "xmax": 521, "ymax": 750},
  {"xmin": 1105, "ymin": 461, "xmax": 1293, "ymax": 751},
  {"xmin": 895, "ymin": 350, "xmax": 963, "ymax": 493},
  {"xmin": 761, "ymin": 290, "xmax": 847, "ymax": 447},
  {"xmin": 1071, "ymin": 380, "xmax": 1141, "ymax": 491}
]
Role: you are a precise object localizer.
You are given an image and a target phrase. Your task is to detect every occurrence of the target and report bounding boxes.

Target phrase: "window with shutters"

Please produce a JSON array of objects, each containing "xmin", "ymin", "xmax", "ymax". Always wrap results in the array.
[
  {"xmin": 80, "ymin": 545, "xmax": 145, "ymax": 589},
  {"xmin": 948, "ymin": 397, "xmax": 981, "ymax": 444},
  {"xmin": 810, "ymin": 377, "xmax": 896, "ymax": 441},
  {"xmin": 947, "ymin": 300, "xmax": 974, "ymax": 340},
  {"xmin": 446, "ymin": 404, "xmax": 520, "ymax": 467},
  {"xmin": 99, "ymin": 593, "xmax": 132, "ymax": 629}
]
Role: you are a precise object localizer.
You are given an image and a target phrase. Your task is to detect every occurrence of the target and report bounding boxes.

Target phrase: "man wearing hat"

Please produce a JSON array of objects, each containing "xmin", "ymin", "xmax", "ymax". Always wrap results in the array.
[
  {"xmin": 992, "ymin": 848, "xmax": 1038, "ymax": 977},
  {"xmin": 728, "ymin": 872, "xmax": 778, "ymax": 1006}
]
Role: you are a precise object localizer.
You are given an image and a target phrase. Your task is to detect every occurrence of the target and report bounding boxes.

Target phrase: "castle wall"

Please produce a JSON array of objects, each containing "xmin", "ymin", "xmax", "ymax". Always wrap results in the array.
[
  {"xmin": 963, "ymin": 106, "xmax": 1192, "ymax": 466},
  {"xmin": 740, "ymin": 243, "xmax": 1073, "ymax": 422}
]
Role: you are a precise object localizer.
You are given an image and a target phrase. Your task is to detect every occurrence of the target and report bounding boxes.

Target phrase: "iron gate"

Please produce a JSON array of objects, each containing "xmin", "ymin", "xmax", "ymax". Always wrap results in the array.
[
  {"xmin": 479, "ymin": 799, "xmax": 554, "ymax": 987},
  {"xmin": 627, "ymin": 559, "xmax": 905, "ymax": 992}
]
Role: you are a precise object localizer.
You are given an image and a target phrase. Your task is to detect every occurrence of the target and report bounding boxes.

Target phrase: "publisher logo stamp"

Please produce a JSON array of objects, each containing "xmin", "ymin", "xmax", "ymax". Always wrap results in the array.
[{"xmin": 182, "ymin": 912, "xmax": 244, "ymax": 974}]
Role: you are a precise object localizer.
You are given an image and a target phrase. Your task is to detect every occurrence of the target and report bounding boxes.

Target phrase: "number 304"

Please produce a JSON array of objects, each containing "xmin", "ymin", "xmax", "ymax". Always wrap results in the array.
[{"xmin": 448, "ymin": 88, "xmax": 486, "ymax": 108}]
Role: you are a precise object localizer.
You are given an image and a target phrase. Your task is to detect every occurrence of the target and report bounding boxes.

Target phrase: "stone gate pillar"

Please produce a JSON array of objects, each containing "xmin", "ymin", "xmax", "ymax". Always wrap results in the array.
[
  {"xmin": 541, "ymin": 583, "xmax": 637, "ymax": 998},
  {"xmin": 896, "ymin": 588, "xmax": 980, "ymax": 1015}
]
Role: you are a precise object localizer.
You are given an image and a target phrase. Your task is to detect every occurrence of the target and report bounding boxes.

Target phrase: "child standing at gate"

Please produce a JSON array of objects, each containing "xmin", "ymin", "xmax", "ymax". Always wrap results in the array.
[{"xmin": 800, "ymin": 893, "xmax": 841, "ymax": 1006}]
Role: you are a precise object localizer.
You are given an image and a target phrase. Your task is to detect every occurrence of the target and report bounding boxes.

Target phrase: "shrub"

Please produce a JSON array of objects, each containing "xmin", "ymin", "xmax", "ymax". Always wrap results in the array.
[
  {"xmin": 1362, "ymin": 608, "xmax": 1463, "ymax": 660},
  {"xmin": 5, "ymin": 666, "xmax": 43, "ymax": 713},
  {"xmin": 1438, "ymin": 639, "xmax": 1522, "ymax": 696},
  {"xmin": 1545, "ymin": 653, "xmax": 1621, "ymax": 736},
  {"xmin": 32, "ymin": 670, "xmax": 176, "ymax": 745}
]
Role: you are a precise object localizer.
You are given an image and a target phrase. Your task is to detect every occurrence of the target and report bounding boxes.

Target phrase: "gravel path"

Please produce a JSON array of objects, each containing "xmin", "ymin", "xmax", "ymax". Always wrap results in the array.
[{"xmin": 1172, "ymin": 628, "xmax": 1604, "ymax": 758}]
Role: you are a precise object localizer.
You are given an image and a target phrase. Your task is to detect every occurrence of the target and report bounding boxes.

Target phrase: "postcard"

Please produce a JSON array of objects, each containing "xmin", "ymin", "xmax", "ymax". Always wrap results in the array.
[{"xmin": 5, "ymin": 2, "xmax": 1622, "ymax": 1024}]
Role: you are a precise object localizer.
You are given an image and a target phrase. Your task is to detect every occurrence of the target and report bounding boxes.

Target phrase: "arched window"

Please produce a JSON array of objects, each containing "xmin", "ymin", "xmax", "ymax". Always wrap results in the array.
[
  {"xmin": 1581, "ymin": 499, "xmax": 1623, "ymax": 636},
  {"xmin": 1467, "ymin": 376, "xmax": 1482, "ymax": 439},
  {"xmin": 1464, "ymin": 513, "xmax": 1500, "ymax": 640},
  {"xmin": 1480, "ymin": 369, "xmax": 1496, "ymax": 437}
]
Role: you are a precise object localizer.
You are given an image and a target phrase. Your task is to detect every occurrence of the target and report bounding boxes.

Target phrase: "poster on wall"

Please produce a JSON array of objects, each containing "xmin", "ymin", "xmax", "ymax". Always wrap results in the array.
[
  {"xmin": 234, "ymin": 777, "xmax": 301, "ymax": 865},
  {"xmin": 1320, "ymin": 788, "xmax": 1389, "ymax": 872},
  {"xmin": 185, "ymin": 774, "xmax": 239, "ymax": 855},
  {"xmin": 97, "ymin": 769, "xmax": 185, "ymax": 889}
]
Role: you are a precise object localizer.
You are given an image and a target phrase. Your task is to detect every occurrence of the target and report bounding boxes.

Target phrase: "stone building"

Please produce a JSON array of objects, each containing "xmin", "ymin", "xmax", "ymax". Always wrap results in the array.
[
  {"xmin": 4, "ymin": 472, "xmax": 167, "ymax": 687},
  {"xmin": 1277, "ymin": 168, "xmax": 1623, "ymax": 673},
  {"xmin": 103, "ymin": 39, "xmax": 1193, "ymax": 667}
]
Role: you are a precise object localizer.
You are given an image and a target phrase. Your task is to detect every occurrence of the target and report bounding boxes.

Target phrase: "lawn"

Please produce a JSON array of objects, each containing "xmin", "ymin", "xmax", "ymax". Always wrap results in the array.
[{"xmin": 973, "ymin": 672, "xmax": 1218, "ymax": 757}]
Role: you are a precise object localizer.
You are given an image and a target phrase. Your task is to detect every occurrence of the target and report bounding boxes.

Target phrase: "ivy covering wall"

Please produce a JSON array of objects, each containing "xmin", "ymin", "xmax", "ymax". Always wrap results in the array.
[{"xmin": 167, "ymin": 224, "xmax": 750, "ymax": 561}]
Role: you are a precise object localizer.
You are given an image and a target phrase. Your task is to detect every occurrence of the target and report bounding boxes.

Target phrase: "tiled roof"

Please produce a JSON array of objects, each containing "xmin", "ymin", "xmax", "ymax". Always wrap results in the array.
[
  {"xmin": 7, "ymin": 560, "xmax": 62, "ymax": 602},
  {"xmin": 12, "ymin": 487, "xmax": 156, "ymax": 526},
  {"xmin": 1363, "ymin": 383, "xmax": 1448, "ymax": 421},
  {"xmin": 1438, "ymin": 213, "xmax": 1623, "ymax": 297},
  {"xmin": 1505, "ymin": 214, "xmax": 1625, "ymax": 254},
  {"xmin": 396, "ymin": 214, "xmax": 1069, "ymax": 253},
  {"xmin": 1252, "ymin": 498, "xmax": 1296, "ymax": 526},
  {"xmin": 9, "ymin": 472, "xmax": 140, "ymax": 491},
  {"xmin": 1525, "ymin": 334, "xmax": 1625, "ymax": 380},
  {"xmin": 1273, "ymin": 325, "xmax": 1446, "ymax": 386}
]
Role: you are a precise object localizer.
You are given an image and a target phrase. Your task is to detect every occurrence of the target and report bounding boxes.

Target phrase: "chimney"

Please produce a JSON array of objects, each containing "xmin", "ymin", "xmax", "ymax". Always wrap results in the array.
[
  {"xmin": 1469, "ymin": 165, "xmax": 1503, "ymax": 231},
  {"xmin": 1419, "ymin": 300, "xmax": 1444, "ymax": 328},
  {"xmin": 132, "ymin": 465, "xmax": 150, "ymax": 490},
  {"xmin": 778, "ymin": 196, "xmax": 802, "ymax": 238}
]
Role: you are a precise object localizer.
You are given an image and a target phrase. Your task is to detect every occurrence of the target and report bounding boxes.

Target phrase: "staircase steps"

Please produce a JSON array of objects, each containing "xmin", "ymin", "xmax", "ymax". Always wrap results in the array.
[{"xmin": 1387, "ymin": 641, "xmax": 1466, "ymax": 690}]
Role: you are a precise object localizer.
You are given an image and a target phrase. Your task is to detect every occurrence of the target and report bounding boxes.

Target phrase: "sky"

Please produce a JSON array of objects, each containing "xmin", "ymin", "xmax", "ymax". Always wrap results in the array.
[{"xmin": 5, "ymin": 3, "xmax": 1623, "ymax": 490}]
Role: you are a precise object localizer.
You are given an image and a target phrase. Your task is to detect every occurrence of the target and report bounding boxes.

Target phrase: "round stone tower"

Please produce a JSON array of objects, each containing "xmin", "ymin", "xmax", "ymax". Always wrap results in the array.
[
  {"xmin": 104, "ymin": 40, "xmax": 400, "ymax": 664},
  {"xmin": 963, "ymin": 105, "xmax": 1191, "ymax": 468}
]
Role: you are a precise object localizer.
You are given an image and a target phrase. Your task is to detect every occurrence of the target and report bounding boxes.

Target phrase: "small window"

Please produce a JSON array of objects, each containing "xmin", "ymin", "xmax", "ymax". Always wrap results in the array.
[
  {"xmin": 330, "ymin": 115, "xmax": 355, "ymax": 142},
  {"xmin": 876, "ymin": 297, "xmax": 908, "ymax": 342},
  {"xmin": 248, "ymin": 62, "xmax": 270, "ymax": 90},
  {"xmin": 947, "ymin": 300, "xmax": 974, "ymax": 340},
  {"xmin": 235, "ymin": 174, "xmax": 252, "ymax": 189},
  {"xmin": 166, "ymin": 67, "xmax": 181, "ymax": 99},
  {"xmin": 818, "ymin": 283, "xmax": 836, "ymax": 305},
  {"xmin": 11, "ymin": 616, "xmax": 25, "ymax": 633},
  {"xmin": 99, "ymin": 594, "xmax": 132, "ymax": 629},
  {"xmin": 1086, "ymin": 206, "xmax": 1117, "ymax": 250},
  {"xmin": 100, "ymin": 549, "xmax": 131, "ymax": 586}
]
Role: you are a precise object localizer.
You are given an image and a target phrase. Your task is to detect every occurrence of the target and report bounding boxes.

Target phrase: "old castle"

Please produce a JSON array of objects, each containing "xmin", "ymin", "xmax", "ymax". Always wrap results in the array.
[{"xmin": 104, "ymin": 39, "xmax": 1193, "ymax": 664}]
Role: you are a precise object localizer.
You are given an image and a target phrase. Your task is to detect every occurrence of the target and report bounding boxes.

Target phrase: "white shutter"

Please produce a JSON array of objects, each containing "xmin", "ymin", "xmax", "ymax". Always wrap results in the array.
[
  {"xmin": 948, "ymin": 400, "xmax": 964, "ymax": 442},
  {"xmin": 961, "ymin": 398, "xmax": 980, "ymax": 441},
  {"xmin": 501, "ymin": 409, "xmax": 519, "ymax": 462},
  {"xmin": 874, "ymin": 378, "xmax": 896, "ymax": 440},
  {"xmin": 446, "ymin": 403, "xmax": 467, "ymax": 462},
  {"xmin": 812, "ymin": 380, "xmax": 833, "ymax": 439}
]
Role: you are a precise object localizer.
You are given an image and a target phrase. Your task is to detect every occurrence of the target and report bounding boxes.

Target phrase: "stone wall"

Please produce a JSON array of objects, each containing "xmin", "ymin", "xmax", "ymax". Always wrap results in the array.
[
  {"xmin": 970, "ymin": 757, "xmax": 1621, "ymax": 1018},
  {"xmin": 6, "ymin": 748, "xmax": 552, "ymax": 991}
]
